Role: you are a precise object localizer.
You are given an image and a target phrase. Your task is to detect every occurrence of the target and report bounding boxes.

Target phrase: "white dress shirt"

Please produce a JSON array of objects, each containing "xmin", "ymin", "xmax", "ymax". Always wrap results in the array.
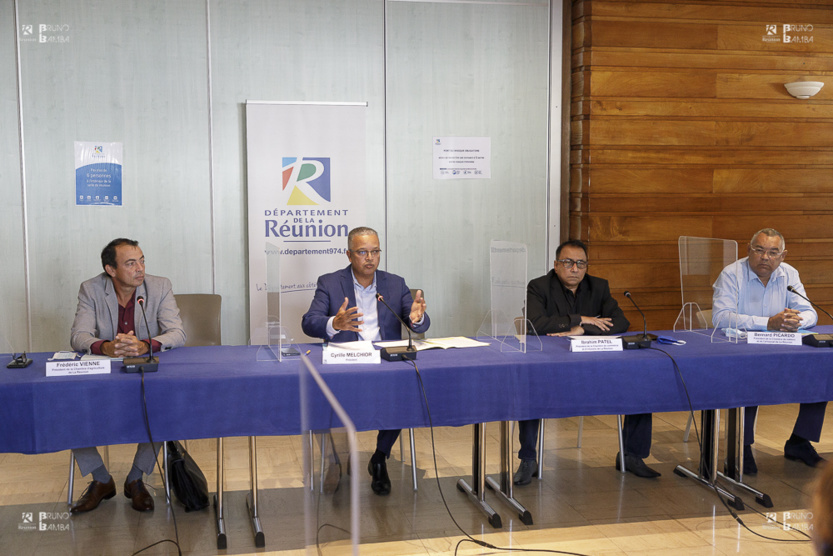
[{"xmin": 712, "ymin": 257, "xmax": 817, "ymax": 331}]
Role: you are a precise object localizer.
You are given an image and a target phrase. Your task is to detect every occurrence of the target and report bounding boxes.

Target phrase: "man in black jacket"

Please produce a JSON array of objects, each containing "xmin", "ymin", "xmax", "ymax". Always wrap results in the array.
[{"xmin": 514, "ymin": 239, "xmax": 659, "ymax": 485}]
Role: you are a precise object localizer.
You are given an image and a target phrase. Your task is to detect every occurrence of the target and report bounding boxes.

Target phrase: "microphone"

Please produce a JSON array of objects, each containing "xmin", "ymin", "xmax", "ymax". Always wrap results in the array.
[
  {"xmin": 786, "ymin": 285, "xmax": 833, "ymax": 347},
  {"xmin": 123, "ymin": 295, "xmax": 160, "ymax": 372},
  {"xmin": 621, "ymin": 290, "xmax": 655, "ymax": 350},
  {"xmin": 375, "ymin": 292, "xmax": 418, "ymax": 361}
]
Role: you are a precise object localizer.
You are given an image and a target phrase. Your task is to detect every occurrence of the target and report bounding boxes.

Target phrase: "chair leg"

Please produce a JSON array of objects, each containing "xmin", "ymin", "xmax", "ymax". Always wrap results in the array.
[
  {"xmin": 409, "ymin": 429, "xmax": 418, "ymax": 491},
  {"xmin": 67, "ymin": 452, "xmax": 76, "ymax": 506},
  {"xmin": 616, "ymin": 415, "xmax": 626, "ymax": 474},
  {"xmin": 537, "ymin": 419, "xmax": 545, "ymax": 479}
]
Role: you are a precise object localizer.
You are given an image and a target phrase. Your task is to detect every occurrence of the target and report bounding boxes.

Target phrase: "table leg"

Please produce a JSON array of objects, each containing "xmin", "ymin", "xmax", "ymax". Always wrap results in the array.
[
  {"xmin": 717, "ymin": 408, "xmax": 773, "ymax": 508},
  {"xmin": 162, "ymin": 441, "xmax": 171, "ymax": 505},
  {"xmin": 246, "ymin": 436, "xmax": 266, "ymax": 548},
  {"xmin": 485, "ymin": 421, "xmax": 533, "ymax": 525},
  {"xmin": 214, "ymin": 437, "xmax": 227, "ymax": 549},
  {"xmin": 409, "ymin": 428, "xmax": 418, "ymax": 491},
  {"xmin": 456, "ymin": 423, "xmax": 502, "ymax": 528},
  {"xmin": 674, "ymin": 410, "xmax": 744, "ymax": 510}
]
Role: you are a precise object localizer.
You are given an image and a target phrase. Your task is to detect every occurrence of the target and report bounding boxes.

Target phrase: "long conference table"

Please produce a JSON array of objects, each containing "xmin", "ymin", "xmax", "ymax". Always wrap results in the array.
[{"xmin": 2, "ymin": 329, "xmax": 833, "ymax": 534}]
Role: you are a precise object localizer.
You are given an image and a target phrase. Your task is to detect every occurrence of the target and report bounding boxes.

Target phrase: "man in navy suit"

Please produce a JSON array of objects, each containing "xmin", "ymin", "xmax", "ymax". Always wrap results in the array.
[{"xmin": 302, "ymin": 226, "xmax": 430, "ymax": 495}]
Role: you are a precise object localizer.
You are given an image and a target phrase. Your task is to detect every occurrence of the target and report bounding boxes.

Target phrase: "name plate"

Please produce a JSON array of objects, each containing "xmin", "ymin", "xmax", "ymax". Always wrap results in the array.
[
  {"xmin": 322, "ymin": 347, "xmax": 381, "ymax": 365},
  {"xmin": 46, "ymin": 359, "xmax": 111, "ymax": 377},
  {"xmin": 570, "ymin": 337, "xmax": 624, "ymax": 353},
  {"xmin": 747, "ymin": 331, "xmax": 803, "ymax": 346}
]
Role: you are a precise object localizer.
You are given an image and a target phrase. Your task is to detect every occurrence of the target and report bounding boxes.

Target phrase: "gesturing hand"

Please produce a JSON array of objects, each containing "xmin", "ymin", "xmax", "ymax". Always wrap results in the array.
[
  {"xmin": 410, "ymin": 289, "xmax": 426, "ymax": 324},
  {"xmin": 333, "ymin": 297, "xmax": 363, "ymax": 332}
]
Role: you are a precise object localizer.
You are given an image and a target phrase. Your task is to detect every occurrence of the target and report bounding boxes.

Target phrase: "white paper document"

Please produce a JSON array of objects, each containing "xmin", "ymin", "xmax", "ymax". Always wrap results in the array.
[{"xmin": 374, "ymin": 337, "xmax": 491, "ymax": 351}]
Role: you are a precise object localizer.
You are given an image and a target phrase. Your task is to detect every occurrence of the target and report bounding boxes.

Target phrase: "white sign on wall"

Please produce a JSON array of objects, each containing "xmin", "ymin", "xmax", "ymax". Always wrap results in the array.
[{"xmin": 433, "ymin": 136, "xmax": 491, "ymax": 179}]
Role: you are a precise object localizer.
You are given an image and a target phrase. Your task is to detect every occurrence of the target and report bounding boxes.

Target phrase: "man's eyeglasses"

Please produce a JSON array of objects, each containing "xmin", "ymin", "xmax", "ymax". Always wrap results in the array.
[
  {"xmin": 750, "ymin": 246, "xmax": 784, "ymax": 258},
  {"xmin": 353, "ymin": 249, "xmax": 382, "ymax": 259},
  {"xmin": 556, "ymin": 259, "xmax": 587, "ymax": 270}
]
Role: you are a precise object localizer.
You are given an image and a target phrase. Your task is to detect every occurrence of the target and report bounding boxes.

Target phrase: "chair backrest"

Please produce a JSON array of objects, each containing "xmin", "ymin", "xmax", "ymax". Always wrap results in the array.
[
  {"xmin": 404, "ymin": 289, "xmax": 426, "ymax": 340},
  {"xmin": 175, "ymin": 294, "xmax": 222, "ymax": 346}
]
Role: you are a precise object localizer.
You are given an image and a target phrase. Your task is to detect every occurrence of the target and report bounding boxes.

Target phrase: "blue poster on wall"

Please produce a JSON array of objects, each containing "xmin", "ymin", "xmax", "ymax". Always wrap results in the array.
[{"xmin": 75, "ymin": 141, "xmax": 123, "ymax": 206}]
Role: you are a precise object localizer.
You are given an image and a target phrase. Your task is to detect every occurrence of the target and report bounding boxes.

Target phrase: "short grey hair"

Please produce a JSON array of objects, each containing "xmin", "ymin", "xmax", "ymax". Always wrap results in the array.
[
  {"xmin": 750, "ymin": 228, "xmax": 785, "ymax": 251},
  {"xmin": 347, "ymin": 226, "xmax": 378, "ymax": 250}
]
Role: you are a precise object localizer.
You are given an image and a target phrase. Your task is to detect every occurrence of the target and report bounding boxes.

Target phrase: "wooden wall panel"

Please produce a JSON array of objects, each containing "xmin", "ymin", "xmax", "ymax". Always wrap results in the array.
[
  {"xmin": 715, "ymin": 169, "xmax": 833, "ymax": 193},
  {"xmin": 572, "ymin": 148, "xmax": 833, "ymax": 165},
  {"xmin": 570, "ymin": 0, "xmax": 833, "ymax": 332},
  {"xmin": 588, "ymin": 70, "xmax": 717, "ymax": 97},
  {"xmin": 584, "ymin": 1, "xmax": 833, "ymax": 21},
  {"xmin": 574, "ymin": 99, "xmax": 831, "ymax": 119},
  {"xmin": 585, "ymin": 20, "xmax": 719, "ymax": 49},
  {"xmin": 578, "ymin": 49, "xmax": 833, "ymax": 72}
]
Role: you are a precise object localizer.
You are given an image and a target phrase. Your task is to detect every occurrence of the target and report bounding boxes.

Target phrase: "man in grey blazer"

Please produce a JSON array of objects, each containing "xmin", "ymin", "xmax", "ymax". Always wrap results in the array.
[{"xmin": 69, "ymin": 238, "xmax": 185, "ymax": 513}]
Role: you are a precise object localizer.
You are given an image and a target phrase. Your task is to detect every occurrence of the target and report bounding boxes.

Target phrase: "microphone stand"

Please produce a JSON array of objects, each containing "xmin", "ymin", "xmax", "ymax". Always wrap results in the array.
[
  {"xmin": 123, "ymin": 296, "xmax": 160, "ymax": 372},
  {"xmin": 787, "ymin": 285, "xmax": 833, "ymax": 347},
  {"xmin": 375, "ymin": 293, "xmax": 418, "ymax": 361},
  {"xmin": 621, "ymin": 290, "xmax": 656, "ymax": 350}
]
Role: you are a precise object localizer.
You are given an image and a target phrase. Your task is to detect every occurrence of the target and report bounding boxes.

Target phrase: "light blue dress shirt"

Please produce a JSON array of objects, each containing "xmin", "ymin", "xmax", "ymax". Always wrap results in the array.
[
  {"xmin": 712, "ymin": 257, "xmax": 816, "ymax": 331},
  {"xmin": 325, "ymin": 271, "xmax": 380, "ymax": 341}
]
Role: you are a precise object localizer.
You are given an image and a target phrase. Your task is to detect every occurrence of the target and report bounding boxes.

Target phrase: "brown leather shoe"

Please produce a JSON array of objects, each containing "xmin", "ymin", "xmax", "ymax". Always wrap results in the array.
[
  {"xmin": 124, "ymin": 479, "xmax": 154, "ymax": 512},
  {"xmin": 70, "ymin": 477, "xmax": 116, "ymax": 513}
]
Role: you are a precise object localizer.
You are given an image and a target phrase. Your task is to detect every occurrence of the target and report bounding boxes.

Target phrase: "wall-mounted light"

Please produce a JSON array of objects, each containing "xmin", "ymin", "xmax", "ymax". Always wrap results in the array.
[{"xmin": 784, "ymin": 81, "xmax": 824, "ymax": 99}]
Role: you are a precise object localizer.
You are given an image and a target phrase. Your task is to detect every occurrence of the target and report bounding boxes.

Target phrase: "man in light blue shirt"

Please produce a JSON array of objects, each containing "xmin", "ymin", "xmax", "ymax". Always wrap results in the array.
[
  {"xmin": 302, "ymin": 227, "xmax": 429, "ymax": 495},
  {"xmin": 713, "ymin": 228, "xmax": 825, "ymax": 474}
]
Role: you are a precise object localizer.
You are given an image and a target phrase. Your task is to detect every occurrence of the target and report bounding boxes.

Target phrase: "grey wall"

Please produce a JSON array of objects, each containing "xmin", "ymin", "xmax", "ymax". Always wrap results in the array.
[{"xmin": 2, "ymin": 0, "xmax": 560, "ymax": 351}]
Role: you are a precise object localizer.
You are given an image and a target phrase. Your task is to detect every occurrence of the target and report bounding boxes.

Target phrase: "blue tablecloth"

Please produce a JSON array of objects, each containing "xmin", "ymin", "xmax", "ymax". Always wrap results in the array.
[{"xmin": 2, "ymin": 330, "xmax": 833, "ymax": 454}]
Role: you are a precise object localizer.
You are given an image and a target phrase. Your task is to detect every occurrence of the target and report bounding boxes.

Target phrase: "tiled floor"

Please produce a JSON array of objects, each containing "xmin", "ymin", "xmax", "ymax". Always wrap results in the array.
[{"xmin": 0, "ymin": 405, "xmax": 822, "ymax": 555}]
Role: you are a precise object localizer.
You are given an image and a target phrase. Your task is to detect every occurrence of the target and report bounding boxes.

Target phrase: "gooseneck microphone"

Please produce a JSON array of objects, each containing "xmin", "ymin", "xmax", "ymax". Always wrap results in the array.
[
  {"xmin": 375, "ymin": 292, "xmax": 418, "ymax": 361},
  {"xmin": 787, "ymin": 285, "xmax": 833, "ymax": 321},
  {"xmin": 787, "ymin": 285, "xmax": 833, "ymax": 347},
  {"xmin": 621, "ymin": 290, "xmax": 655, "ymax": 349},
  {"xmin": 123, "ymin": 295, "xmax": 160, "ymax": 372}
]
